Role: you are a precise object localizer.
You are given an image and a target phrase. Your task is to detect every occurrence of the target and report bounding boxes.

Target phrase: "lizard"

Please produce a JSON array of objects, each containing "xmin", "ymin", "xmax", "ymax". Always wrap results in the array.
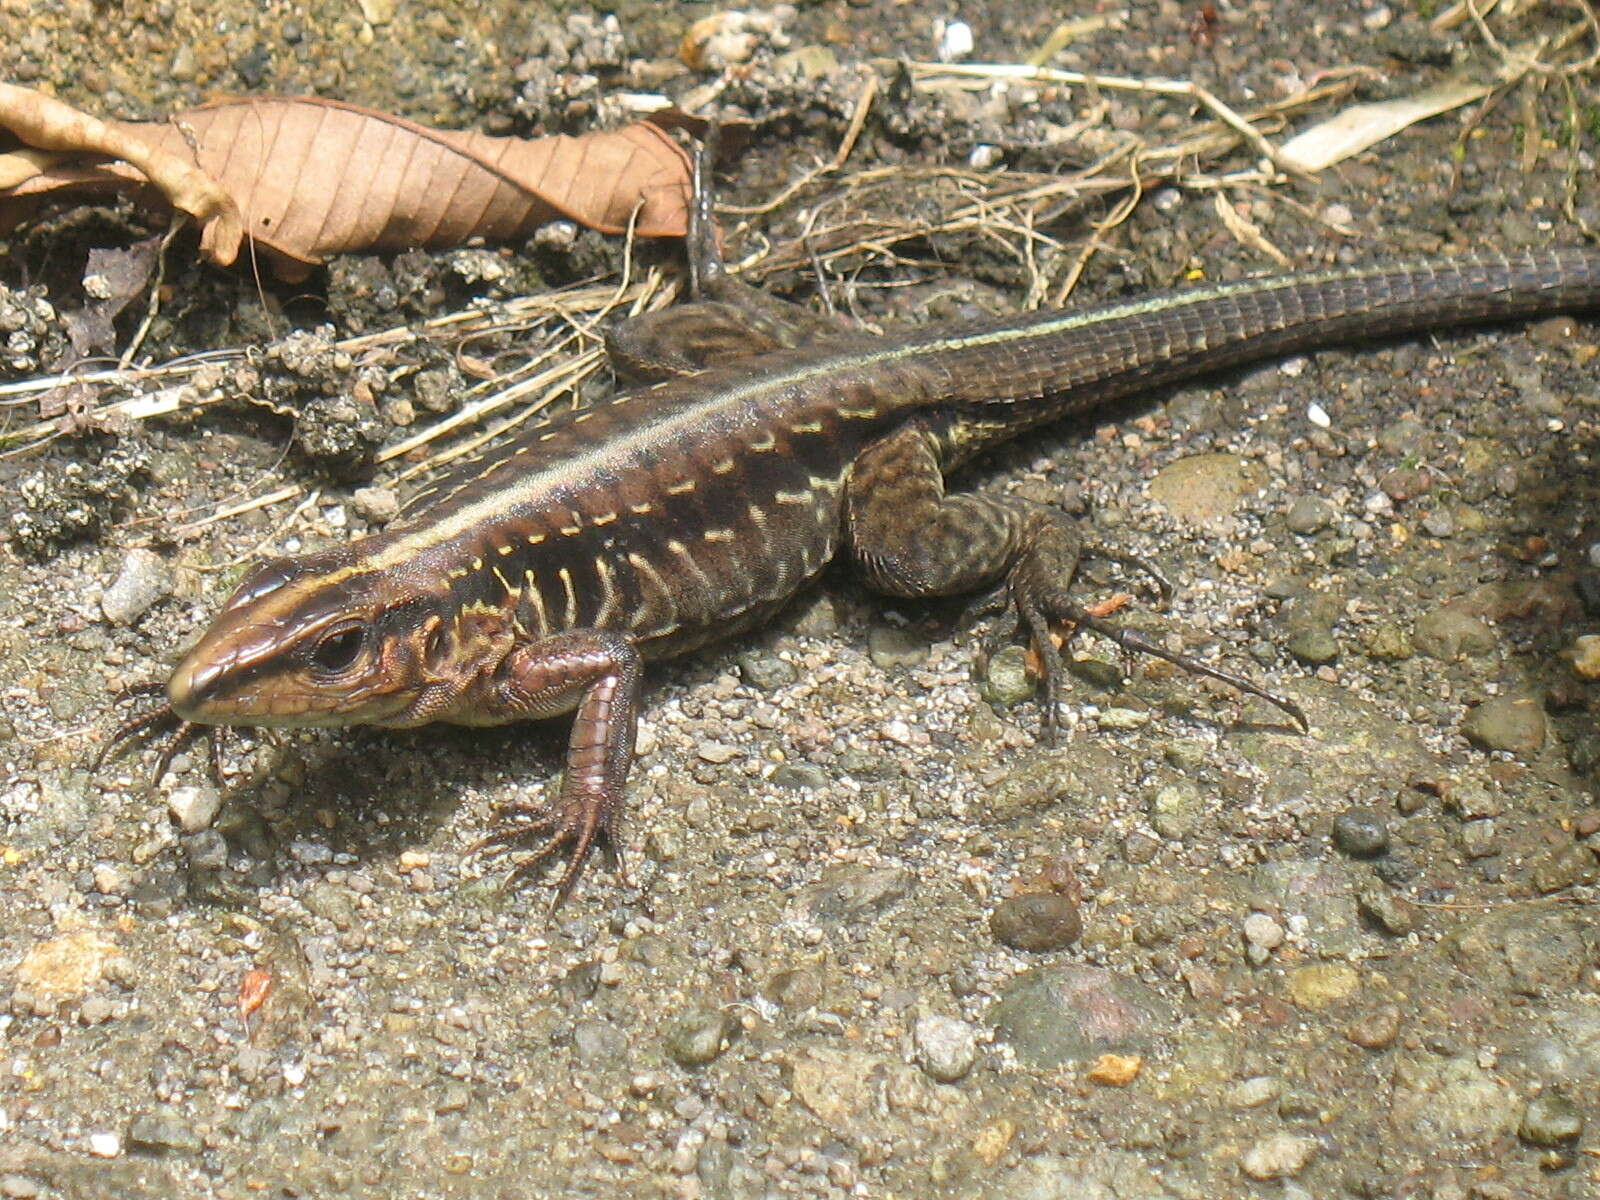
[{"xmin": 100, "ymin": 142, "xmax": 1600, "ymax": 905}]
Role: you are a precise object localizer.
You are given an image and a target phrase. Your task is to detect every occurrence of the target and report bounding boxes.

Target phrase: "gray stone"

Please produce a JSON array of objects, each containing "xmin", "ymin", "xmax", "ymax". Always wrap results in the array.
[
  {"xmin": 1286, "ymin": 626, "xmax": 1339, "ymax": 665},
  {"xmin": 989, "ymin": 965, "xmax": 1171, "ymax": 1069},
  {"xmin": 1390, "ymin": 1053, "xmax": 1519, "ymax": 1141},
  {"xmin": 1226, "ymin": 1075, "xmax": 1282, "ymax": 1107},
  {"xmin": 1413, "ymin": 607, "xmax": 1497, "ymax": 660},
  {"xmin": 1148, "ymin": 780, "xmax": 1203, "ymax": 840},
  {"xmin": 769, "ymin": 762, "xmax": 828, "ymax": 790},
  {"xmin": 1331, "ymin": 806, "xmax": 1389, "ymax": 857},
  {"xmin": 1528, "ymin": 843, "xmax": 1598, "ymax": 893},
  {"xmin": 989, "ymin": 893, "xmax": 1082, "ymax": 953},
  {"xmin": 867, "ymin": 624, "xmax": 929, "ymax": 668},
  {"xmin": 912, "ymin": 1014, "xmax": 978, "ymax": 1083},
  {"xmin": 1284, "ymin": 495, "xmax": 1335, "ymax": 535},
  {"xmin": 662, "ymin": 1009, "xmax": 737, "ymax": 1068},
  {"xmin": 573, "ymin": 1018, "xmax": 628, "ymax": 1064},
  {"xmin": 788, "ymin": 867, "xmax": 913, "ymax": 926},
  {"xmin": 1357, "ymin": 884, "xmax": 1414, "ymax": 936},
  {"xmin": 736, "ymin": 651, "xmax": 798, "ymax": 691},
  {"xmin": 1518, "ymin": 1092, "xmax": 1583, "ymax": 1146},
  {"xmin": 1243, "ymin": 912, "xmax": 1284, "ymax": 951},
  {"xmin": 1460, "ymin": 819, "xmax": 1498, "ymax": 858},
  {"xmin": 1462, "ymin": 694, "xmax": 1546, "ymax": 756},
  {"xmin": 101, "ymin": 548, "xmax": 172, "ymax": 625},
  {"xmin": 126, "ymin": 1109, "xmax": 204, "ymax": 1154},
  {"xmin": 166, "ymin": 784, "xmax": 223, "ymax": 834},
  {"xmin": 978, "ymin": 643, "xmax": 1034, "ymax": 706},
  {"xmin": 1239, "ymin": 1133, "xmax": 1317, "ymax": 1180},
  {"xmin": 1447, "ymin": 908, "xmax": 1595, "ymax": 997}
]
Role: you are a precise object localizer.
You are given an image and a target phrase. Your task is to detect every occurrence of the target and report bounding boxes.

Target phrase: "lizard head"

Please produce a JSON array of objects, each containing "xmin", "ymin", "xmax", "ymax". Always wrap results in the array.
[{"xmin": 166, "ymin": 550, "xmax": 467, "ymax": 729}]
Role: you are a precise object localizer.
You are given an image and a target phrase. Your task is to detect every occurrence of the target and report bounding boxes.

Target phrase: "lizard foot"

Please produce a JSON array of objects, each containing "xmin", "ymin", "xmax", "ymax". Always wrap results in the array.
[{"xmin": 474, "ymin": 785, "xmax": 625, "ymax": 908}]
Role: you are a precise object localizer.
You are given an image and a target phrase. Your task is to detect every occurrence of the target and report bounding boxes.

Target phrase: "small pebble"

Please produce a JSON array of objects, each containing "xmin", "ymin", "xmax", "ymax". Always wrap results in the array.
[
  {"xmin": 989, "ymin": 893, "xmax": 1082, "ymax": 953},
  {"xmin": 350, "ymin": 485, "xmax": 400, "ymax": 524},
  {"xmin": 979, "ymin": 644, "xmax": 1034, "ymax": 705},
  {"xmin": 101, "ymin": 548, "xmax": 173, "ymax": 625},
  {"xmin": 1331, "ymin": 806, "xmax": 1389, "ymax": 857},
  {"xmin": 1227, "ymin": 1075, "xmax": 1282, "ymax": 1108},
  {"xmin": 1239, "ymin": 1133, "xmax": 1317, "ymax": 1181},
  {"xmin": 1242, "ymin": 912, "xmax": 1284, "ymax": 951},
  {"xmin": 913, "ymin": 1014, "xmax": 979, "ymax": 1083},
  {"xmin": 1528, "ymin": 843, "xmax": 1598, "ymax": 893},
  {"xmin": 1085, "ymin": 1053, "xmax": 1141, "ymax": 1086},
  {"xmin": 166, "ymin": 785, "xmax": 223, "ymax": 834},
  {"xmin": 1356, "ymin": 885, "xmax": 1414, "ymax": 936},
  {"xmin": 1148, "ymin": 781, "xmax": 1203, "ymax": 840},
  {"xmin": 1344, "ymin": 1004, "xmax": 1401, "ymax": 1050},
  {"xmin": 867, "ymin": 625, "xmax": 929, "ymax": 668},
  {"xmin": 1519, "ymin": 1093, "xmax": 1584, "ymax": 1146},
  {"xmin": 87, "ymin": 1131, "xmax": 121, "ymax": 1158},
  {"xmin": 1284, "ymin": 495, "xmax": 1334, "ymax": 535},
  {"xmin": 663, "ymin": 1009, "xmax": 737, "ymax": 1067},
  {"xmin": 1461, "ymin": 695, "xmax": 1546, "ymax": 756},
  {"xmin": 1287, "ymin": 964, "xmax": 1359, "ymax": 1009}
]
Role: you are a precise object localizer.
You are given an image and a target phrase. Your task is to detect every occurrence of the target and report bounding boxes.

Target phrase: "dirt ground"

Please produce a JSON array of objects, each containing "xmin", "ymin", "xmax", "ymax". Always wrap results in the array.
[{"xmin": 2, "ymin": 1, "xmax": 1600, "ymax": 1198}]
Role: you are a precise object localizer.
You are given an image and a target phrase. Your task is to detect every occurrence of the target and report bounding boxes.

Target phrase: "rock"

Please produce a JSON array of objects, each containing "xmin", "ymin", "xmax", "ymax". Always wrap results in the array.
[
  {"xmin": 1286, "ymin": 626, "xmax": 1339, "ymax": 665},
  {"xmin": 101, "ymin": 548, "xmax": 172, "ymax": 624},
  {"xmin": 1413, "ymin": 607, "xmax": 1497, "ymax": 660},
  {"xmin": 1243, "ymin": 912, "xmax": 1285, "ymax": 953},
  {"xmin": 1252, "ymin": 859, "xmax": 1363, "ymax": 958},
  {"xmin": 1447, "ymin": 908, "xmax": 1595, "ymax": 997},
  {"xmin": 573, "ymin": 1018, "xmax": 628, "ymax": 1064},
  {"xmin": 1287, "ymin": 964, "xmax": 1359, "ymax": 1009},
  {"xmin": 788, "ymin": 867, "xmax": 913, "ymax": 926},
  {"xmin": 16, "ymin": 928, "xmax": 119, "ymax": 1000},
  {"xmin": 1330, "ymin": 806, "xmax": 1389, "ymax": 857},
  {"xmin": 1284, "ymin": 495, "xmax": 1335, "ymax": 535},
  {"xmin": 166, "ymin": 784, "xmax": 223, "ymax": 833},
  {"xmin": 1239, "ymin": 1133, "xmax": 1317, "ymax": 1181},
  {"xmin": 913, "ymin": 1014, "xmax": 979, "ymax": 1083},
  {"xmin": 989, "ymin": 893, "xmax": 1082, "ymax": 953},
  {"xmin": 1564, "ymin": 634, "xmax": 1600, "ymax": 680},
  {"xmin": 1518, "ymin": 1093, "xmax": 1584, "ymax": 1146},
  {"xmin": 1084, "ymin": 1053, "xmax": 1141, "ymax": 1086},
  {"xmin": 1528, "ymin": 843, "xmax": 1598, "ymax": 893},
  {"xmin": 1147, "ymin": 453, "xmax": 1263, "ymax": 526},
  {"xmin": 1460, "ymin": 818, "xmax": 1498, "ymax": 858},
  {"xmin": 867, "ymin": 624, "xmax": 929, "ymax": 668},
  {"xmin": 1357, "ymin": 885, "xmax": 1414, "ymax": 936},
  {"xmin": 126, "ymin": 1110, "xmax": 204, "ymax": 1154},
  {"xmin": 1461, "ymin": 695, "xmax": 1545, "ymax": 756},
  {"xmin": 1345, "ymin": 1004, "xmax": 1402, "ymax": 1050},
  {"xmin": 989, "ymin": 965, "xmax": 1171, "ymax": 1069},
  {"xmin": 762, "ymin": 966, "xmax": 824, "ymax": 1011},
  {"xmin": 1226, "ymin": 1075, "xmax": 1282, "ymax": 1108},
  {"xmin": 663, "ymin": 1008, "xmax": 737, "ymax": 1068},
  {"xmin": 1391, "ymin": 1054, "xmax": 1519, "ymax": 1141},
  {"xmin": 350, "ymin": 485, "xmax": 400, "ymax": 524},
  {"xmin": 1148, "ymin": 780, "xmax": 1204, "ymax": 840},
  {"xmin": 770, "ymin": 763, "xmax": 828, "ymax": 790},
  {"xmin": 978, "ymin": 644, "xmax": 1035, "ymax": 706}
]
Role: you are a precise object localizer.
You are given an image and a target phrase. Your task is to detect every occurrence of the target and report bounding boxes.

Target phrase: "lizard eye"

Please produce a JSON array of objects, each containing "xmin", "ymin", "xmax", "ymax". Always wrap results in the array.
[{"xmin": 308, "ymin": 624, "xmax": 365, "ymax": 675}]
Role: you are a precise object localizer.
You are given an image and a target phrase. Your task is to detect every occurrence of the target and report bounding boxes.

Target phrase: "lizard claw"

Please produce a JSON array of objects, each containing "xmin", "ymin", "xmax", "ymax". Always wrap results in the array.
[{"xmin": 474, "ymin": 786, "xmax": 625, "ymax": 908}]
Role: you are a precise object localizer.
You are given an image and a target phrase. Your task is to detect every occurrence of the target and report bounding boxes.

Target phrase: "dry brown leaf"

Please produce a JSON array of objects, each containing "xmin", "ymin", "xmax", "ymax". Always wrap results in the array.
[{"xmin": 0, "ymin": 88, "xmax": 692, "ymax": 278}]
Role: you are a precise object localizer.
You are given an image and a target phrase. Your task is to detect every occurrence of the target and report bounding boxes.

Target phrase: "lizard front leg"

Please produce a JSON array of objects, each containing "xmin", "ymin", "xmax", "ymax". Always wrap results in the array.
[
  {"xmin": 474, "ymin": 630, "xmax": 643, "ymax": 906},
  {"xmin": 845, "ymin": 423, "xmax": 1305, "ymax": 736}
]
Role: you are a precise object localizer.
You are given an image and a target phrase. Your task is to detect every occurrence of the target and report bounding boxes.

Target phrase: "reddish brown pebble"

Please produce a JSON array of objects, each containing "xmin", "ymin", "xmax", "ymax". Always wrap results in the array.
[{"xmin": 1345, "ymin": 1004, "xmax": 1402, "ymax": 1050}]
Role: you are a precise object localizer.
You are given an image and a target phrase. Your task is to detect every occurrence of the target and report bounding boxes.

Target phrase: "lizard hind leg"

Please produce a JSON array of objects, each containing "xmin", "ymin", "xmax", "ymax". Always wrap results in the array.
[
  {"xmin": 1006, "ymin": 508, "xmax": 1308, "ymax": 736},
  {"xmin": 844, "ymin": 422, "xmax": 1306, "ymax": 737}
]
